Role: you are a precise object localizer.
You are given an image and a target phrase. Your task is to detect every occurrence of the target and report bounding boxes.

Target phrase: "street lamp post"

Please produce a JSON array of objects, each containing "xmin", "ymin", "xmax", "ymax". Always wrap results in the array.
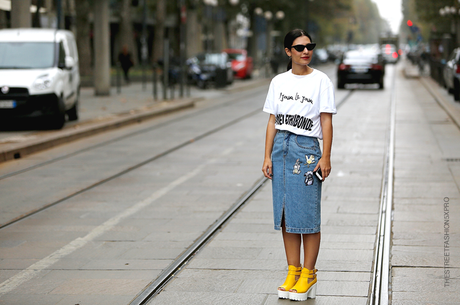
[
  {"xmin": 439, "ymin": 4, "xmax": 460, "ymax": 56},
  {"xmin": 253, "ymin": 7, "xmax": 263, "ymax": 74},
  {"xmin": 264, "ymin": 10, "xmax": 273, "ymax": 77},
  {"xmin": 228, "ymin": 0, "xmax": 240, "ymax": 48},
  {"xmin": 203, "ymin": 0, "xmax": 218, "ymax": 52},
  {"xmin": 264, "ymin": 10, "xmax": 285, "ymax": 77}
]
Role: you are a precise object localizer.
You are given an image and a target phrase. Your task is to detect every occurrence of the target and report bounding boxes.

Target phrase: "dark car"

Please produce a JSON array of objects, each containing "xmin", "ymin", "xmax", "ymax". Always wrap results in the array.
[
  {"xmin": 337, "ymin": 48, "xmax": 385, "ymax": 89},
  {"xmin": 443, "ymin": 48, "xmax": 460, "ymax": 101},
  {"xmin": 187, "ymin": 53, "xmax": 234, "ymax": 89},
  {"xmin": 223, "ymin": 49, "xmax": 253, "ymax": 79}
]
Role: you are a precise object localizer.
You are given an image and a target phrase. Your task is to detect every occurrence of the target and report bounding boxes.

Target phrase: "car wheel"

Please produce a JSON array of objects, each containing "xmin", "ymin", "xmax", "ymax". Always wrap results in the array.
[
  {"xmin": 49, "ymin": 96, "xmax": 66, "ymax": 129},
  {"xmin": 197, "ymin": 79, "xmax": 207, "ymax": 89},
  {"xmin": 67, "ymin": 90, "xmax": 79, "ymax": 121},
  {"xmin": 454, "ymin": 80, "xmax": 460, "ymax": 101},
  {"xmin": 337, "ymin": 78, "xmax": 345, "ymax": 89},
  {"xmin": 378, "ymin": 80, "xmax": 384, "ymax": 90}
]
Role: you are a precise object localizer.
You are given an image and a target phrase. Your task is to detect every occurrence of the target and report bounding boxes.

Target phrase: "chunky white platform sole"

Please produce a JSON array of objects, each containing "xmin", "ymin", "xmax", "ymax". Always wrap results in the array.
[
  {"xmin": 278, "ymin": 289, "xmax": 289, "ymax": 299},
  {"xmin": 289, "ymin": 282, "xmax": 317, "ymax": 301}
]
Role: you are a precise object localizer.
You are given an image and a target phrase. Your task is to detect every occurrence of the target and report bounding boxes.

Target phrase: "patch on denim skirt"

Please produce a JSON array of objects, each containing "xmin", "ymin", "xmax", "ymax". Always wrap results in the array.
[
  {"xmin": 293, "ymin": 158, "xmax": 301, "ymax": 175},
  {"xmin": 305, "ymin": 155, "xmax": 316, "ymax": 167},
  {"xmin": 304, "ymin": 171, "xmax": 314, "ymax": 186}
]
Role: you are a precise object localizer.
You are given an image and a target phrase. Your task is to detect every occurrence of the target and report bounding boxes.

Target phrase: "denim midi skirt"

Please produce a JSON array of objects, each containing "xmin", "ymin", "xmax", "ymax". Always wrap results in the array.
[{"xmin": 271, "ymin": 130, "xmax": 322, "ymax": 234}]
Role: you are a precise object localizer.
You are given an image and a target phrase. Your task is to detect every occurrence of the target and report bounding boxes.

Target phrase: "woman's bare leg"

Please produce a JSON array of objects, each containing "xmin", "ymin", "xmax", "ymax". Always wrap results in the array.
[
  {"xmin": 302, "ymin": 232, "xmax": 321, "ymax": 273},
  {"xmin": 282, "ymin": 225, "xmax": 302, "ymax": 267}
]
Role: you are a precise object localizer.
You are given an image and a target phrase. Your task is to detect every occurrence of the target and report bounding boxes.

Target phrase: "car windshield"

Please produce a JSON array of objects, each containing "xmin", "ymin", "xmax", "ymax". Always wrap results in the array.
[
  {"xmin": 227, "ymin": 53, "xmax": 245, "ymax": 61},
  {"xmin": 316, "ymin": 49, "xmax": 327, "ymax": 56},
  {"xmin": 0, "ymin": 42, "xmax": 55, "ymax": 69},
  {"xmin": 196, "ymin": 53, "xmax": 226, "ymax": 65},
  {"xmin": 381, "ymin": 44, "xmax": 396, "ymax": 55},
  {"xmin": 344, "ymin": 51, "xmax": 378, "ymax": 64}
]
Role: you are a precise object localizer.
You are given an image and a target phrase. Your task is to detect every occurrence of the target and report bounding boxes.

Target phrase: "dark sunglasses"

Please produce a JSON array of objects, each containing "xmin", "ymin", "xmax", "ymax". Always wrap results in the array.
[{"xmin": 291, "ymin": 43, "xmax": 316, "ymax": 52}]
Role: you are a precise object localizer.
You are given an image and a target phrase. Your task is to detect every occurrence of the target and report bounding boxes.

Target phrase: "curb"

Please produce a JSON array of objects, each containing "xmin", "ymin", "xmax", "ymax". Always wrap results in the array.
[
  {"xmin": 0, "ymin": 98, "xmax": 200, "ymax": 163},
  {"xmin": 420, "ymin": 76, "xmax": 460, "ymax": 129}
]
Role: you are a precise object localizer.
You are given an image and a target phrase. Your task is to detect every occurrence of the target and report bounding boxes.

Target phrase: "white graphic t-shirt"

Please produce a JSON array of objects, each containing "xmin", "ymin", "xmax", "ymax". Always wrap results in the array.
[{"xmin": 263, "ymin": 69, "xmax": 336, "ymax": 139}]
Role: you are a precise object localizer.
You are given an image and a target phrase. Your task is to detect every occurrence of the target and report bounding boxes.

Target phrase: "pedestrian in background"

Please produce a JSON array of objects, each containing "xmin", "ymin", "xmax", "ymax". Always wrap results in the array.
[
  {"xmin": 262, "ymin": 29, "xmax": 336, "ymax": 302},
  {"xmin": 118, "ymin": 44, "xmax": 134, "ymax": 84}
]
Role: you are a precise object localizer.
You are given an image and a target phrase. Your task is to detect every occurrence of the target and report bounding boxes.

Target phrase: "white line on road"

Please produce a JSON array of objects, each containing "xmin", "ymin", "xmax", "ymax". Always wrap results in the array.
[{"xmin": 0, "ymin": 162, "xmax": 207, "ymax": 295}]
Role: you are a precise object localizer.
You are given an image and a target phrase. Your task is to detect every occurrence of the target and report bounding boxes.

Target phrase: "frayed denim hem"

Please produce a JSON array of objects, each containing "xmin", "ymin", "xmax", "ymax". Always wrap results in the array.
[{"xmin": 274, "ymin": 225, "xmax": 320, "ymax": 234}]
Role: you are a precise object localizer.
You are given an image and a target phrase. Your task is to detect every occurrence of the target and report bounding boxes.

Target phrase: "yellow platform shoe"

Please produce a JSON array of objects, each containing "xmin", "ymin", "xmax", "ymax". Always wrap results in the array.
[
  {"xmin": 277, "ymin": 265, "xmax": 302, "ymax": 299},
  {"xmin": 289, "ymin": 267, "xmax": 317, "ymax": 301}
]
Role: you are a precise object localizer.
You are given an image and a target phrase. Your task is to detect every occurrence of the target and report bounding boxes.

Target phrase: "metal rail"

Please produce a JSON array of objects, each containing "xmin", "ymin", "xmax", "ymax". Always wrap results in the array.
[
  {"xmin": 129, "ymin": 177, "xmax": 267, "ymax": 305},
  {"xmin": 128, "ymin": 88, "xmax": 356, "ymax": 305},
  {"xmin": 0, "ymin": 88, "xmax": 267, "ymax": 181},
  {"xmin": 0, "ymin": 105, "xmax": 264, "ymax": 230},
  {"xmin": 369, "ymin": 69, "xmax": 397, "ymax": 305}
]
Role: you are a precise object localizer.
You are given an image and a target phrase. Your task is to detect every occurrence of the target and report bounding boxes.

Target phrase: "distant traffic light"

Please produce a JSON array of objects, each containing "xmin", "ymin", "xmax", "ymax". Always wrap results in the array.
[{"xmin": 407, "ymin": 20, "xmax": 413, "ymax": 27}]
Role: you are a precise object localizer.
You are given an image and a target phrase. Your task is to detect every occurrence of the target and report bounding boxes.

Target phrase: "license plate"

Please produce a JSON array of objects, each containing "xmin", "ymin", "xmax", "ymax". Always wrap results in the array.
[
  {"xmin": 0, "ymin": 100, "xmax": 16, "ymax": 108},
  {"xmin": 353, "ymin": 68, "xmax": 368, "ymax": 73}
]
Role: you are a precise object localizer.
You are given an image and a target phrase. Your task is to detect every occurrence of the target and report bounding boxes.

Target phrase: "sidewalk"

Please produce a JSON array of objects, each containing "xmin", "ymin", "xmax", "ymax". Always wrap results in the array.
[
  {"xmin": 0, "ymin": 78, "xmax": 270, "ymax": 163},
  {"xmin": 391, "ymin": 65, "xmax": 460, "ymax": 304}
]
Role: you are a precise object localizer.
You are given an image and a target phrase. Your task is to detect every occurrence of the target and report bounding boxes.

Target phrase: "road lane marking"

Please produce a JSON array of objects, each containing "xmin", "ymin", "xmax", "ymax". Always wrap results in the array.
[{"xmin": 0, "ymin": 162, "xmax": 207, "ymax": 295}]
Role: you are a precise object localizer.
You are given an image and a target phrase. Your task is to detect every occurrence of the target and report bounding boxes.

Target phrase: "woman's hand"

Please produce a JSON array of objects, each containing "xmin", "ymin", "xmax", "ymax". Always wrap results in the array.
[
  {"xmin": 313, "ymin": 156, "xmax": 331, "ymax": 181},
  {"xmin": 263, "ymin": 114, "xmax": 277, "ymax": 180},
  {"xmin": 315, "ymin": 112, "xmax": 333, "ymax": 181},
  {"xmin": 262, "ymin": 157, "xmax": 273, "ymax": 179}
]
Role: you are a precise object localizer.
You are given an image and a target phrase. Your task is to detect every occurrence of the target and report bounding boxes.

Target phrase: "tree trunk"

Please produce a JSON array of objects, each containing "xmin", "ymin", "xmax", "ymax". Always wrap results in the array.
[
  {"xmin": 186, "ymin": 7, "xmax": 202, "ymax": 58},
  {"xmin": 75, "ymin": 1, "xmax": 92, "ymax": 77},
  {"xmin": 247, "ymin": 6, "xmax": 256, "ymax": 59},
  {"xmin": 118, "ymin": 0, "xmax": 138, "ymax": 65},
  {"xmin": 0, "ymin": 10, "xmax": 8, "ymax": 29},
  {"xmin": 11, "ymin": 0, "xmax": 31, "ymax": 28},
  {"xmin": 65, "ymin": 0, "xmax": 77, "ymax": 34},
  {"xmin": 153, "ymin": 0, "xmax": 165, "ymax": 63},
  {"xmin": 93, "ymin": 0, "xmax": 111, "ymax": 95}
]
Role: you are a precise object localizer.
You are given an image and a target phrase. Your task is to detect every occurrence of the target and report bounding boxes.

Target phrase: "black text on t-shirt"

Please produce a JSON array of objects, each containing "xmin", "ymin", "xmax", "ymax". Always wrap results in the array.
[
  {"xmin": 275, "ymin": 114, "xmax": 313, "ymax": 131},
  {"xmin": 279, "ymin": 92, "xmax": 313, "ymax": 104}
]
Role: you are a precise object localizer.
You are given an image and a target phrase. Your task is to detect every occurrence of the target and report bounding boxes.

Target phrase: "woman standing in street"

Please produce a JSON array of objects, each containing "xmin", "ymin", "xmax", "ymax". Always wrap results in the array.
[{"xmin": 262, "ymin": 29, "xmax": 336, "ymax": 301}]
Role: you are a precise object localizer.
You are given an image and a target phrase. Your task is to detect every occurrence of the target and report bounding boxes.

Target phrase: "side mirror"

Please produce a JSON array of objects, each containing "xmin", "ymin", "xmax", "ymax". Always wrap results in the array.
[{"xmin": 65, "ymin": 56, "xmax": 75, "ymax": 69}]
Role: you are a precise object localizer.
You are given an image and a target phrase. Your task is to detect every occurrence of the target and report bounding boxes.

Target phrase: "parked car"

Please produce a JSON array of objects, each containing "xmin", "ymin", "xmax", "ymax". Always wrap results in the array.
[
  {"xmin": 0, "ymin": 28, "xmax": 80, "ymax": 129},
  {"xmin": 315, "ymin": 48, "xmax": 329, "ymax": 64},
  {"xmin": 443, "ymin": 48, "xmax": 460, "ymax": 101},
  {"xmin": 187, "ymin": 52, "xmax": 234, "ymax": 89},
  {"xmin": 223, "ymin": 48, "xmax": 253, "ymax": 79},
  {"xmin": 337, "ymin": 48, "xmax": 385, "ymax": 89},
  {"xmin": 381, "ymin": 44, "xmax": 399, "ymax": 64}
]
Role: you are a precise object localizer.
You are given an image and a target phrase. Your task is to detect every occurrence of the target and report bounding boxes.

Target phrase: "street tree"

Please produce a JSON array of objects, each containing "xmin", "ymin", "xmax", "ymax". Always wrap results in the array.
[
  {"xmin": 75, "ymin": 0, "xmax": 92, "ymax": 77},
  {"xmin": 118, "ymin": 0, "xmax": 138, "ymax": 65},
  {"xmin": 153, "ymin": 0, "xmax": 166, "ymax": 63}
]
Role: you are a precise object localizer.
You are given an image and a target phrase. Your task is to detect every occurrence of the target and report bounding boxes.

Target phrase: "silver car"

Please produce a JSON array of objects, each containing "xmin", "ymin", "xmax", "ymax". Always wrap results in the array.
[{"xmin": 443, "ymin": 48, "xmax": 460, "ymax": 101}]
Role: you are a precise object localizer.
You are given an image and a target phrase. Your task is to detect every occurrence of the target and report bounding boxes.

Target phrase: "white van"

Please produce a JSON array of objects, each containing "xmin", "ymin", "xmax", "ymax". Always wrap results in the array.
[{"xmin": 0, "ymin": 28, "xmax": 80, "ymax": 129}]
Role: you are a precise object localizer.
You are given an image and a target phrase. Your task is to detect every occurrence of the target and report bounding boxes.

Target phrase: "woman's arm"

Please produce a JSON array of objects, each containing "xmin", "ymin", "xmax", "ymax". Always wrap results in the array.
[
  {"xmin": 314, "ymin": 112, "xmax": 333, "ymax": 180},
  {"xmin": 262, "ymin": 114, "xmax": 277, "ymax": 179}
]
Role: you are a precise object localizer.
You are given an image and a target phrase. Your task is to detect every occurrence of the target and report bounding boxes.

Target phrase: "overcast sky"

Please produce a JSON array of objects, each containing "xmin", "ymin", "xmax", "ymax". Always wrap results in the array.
[{"xmin": 373, "ymin": 0, "xmax": 403, "ymax": 34}]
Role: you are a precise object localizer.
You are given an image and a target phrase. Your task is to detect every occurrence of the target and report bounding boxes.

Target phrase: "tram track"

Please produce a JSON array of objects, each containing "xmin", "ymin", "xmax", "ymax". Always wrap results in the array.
[
  {"xmin": 126, "ymin": 89, "xmax": 355, "ymax": 305},
  {"xmin": 368, "ymin": 67, "xmax": 396, "ymax": 305},
  {"xmin": 0, "ymin": 83, "xmax": 354, "ymax": 231},
  {"xmin": 0, "ymin": 76, "xmax": 356, "ymax": 301},
  {"xmin": 0, "ymin": 88, "xmax": 266, "ymax": 181},
  {"xmin": 0, "ymin": 104, "xmax": 262, "ymax": 230}
]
